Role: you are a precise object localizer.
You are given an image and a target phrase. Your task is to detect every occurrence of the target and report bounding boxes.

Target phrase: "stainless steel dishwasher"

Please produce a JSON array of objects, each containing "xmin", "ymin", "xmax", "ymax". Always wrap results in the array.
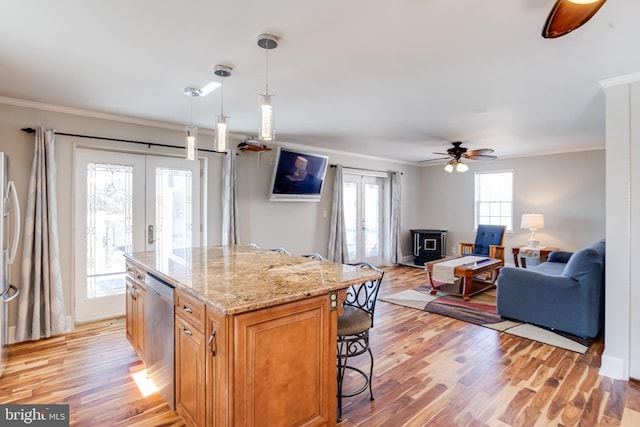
[{"xmin": 145, "ymin": 273, "xmax": 175, "ymax": 410}]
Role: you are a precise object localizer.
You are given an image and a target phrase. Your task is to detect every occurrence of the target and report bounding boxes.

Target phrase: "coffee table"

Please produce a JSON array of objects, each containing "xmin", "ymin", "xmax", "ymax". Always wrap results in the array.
[{"xmin": 425, "ymin": 256, "xmax": 504, "ymax": 301}]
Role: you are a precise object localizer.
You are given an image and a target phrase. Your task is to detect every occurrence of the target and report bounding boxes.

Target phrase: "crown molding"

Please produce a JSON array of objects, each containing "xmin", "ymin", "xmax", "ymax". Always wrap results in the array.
[
  {"xmin": 600, "ymin": 72, "xmax": 640, "ymax": 89},
  {"xmin": 0, "ymin": 95, "xmax": 218, "ymax": 135}
]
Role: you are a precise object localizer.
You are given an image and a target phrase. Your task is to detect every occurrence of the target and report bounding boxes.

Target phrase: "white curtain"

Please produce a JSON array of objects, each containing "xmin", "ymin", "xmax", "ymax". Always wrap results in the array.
[
  {"xmin": 16, "ymin": 127, "xmax": 66, "ymax": 341},
  {"xmin": 390, "ymin": 171, "xmax": 403, "ymax": 264},
  {"xmin": 221, "ymin": 149, "xmax": 239, "ymax": 246},
  {"xmin": 328, "ymin": 164, "xmax": 348, "ymax": 262}
]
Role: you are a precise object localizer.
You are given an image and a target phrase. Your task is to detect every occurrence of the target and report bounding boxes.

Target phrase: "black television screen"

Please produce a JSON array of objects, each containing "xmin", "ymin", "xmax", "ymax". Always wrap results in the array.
[{"xmin": 269, "ymin": 147, "xmax": 329, "ymax": 202}]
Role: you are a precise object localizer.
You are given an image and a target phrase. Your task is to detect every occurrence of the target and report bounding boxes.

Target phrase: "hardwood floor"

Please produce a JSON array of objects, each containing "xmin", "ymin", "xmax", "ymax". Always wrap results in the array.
[{"xmin": 1, "ymin": 265, "xmax": 639, "ymax": 426}]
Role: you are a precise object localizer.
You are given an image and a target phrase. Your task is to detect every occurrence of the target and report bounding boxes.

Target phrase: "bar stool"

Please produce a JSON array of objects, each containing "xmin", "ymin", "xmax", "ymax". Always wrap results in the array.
[{"xmin": 336, "ymin": 262, "xmax": 384, "ymax": 422}]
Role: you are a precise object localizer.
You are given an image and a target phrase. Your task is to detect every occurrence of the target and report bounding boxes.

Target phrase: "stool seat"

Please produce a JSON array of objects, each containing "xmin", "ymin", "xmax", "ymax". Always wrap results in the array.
[{"xmin": 338, "ymin": 307, "xmax": 372, "ymax": 336}]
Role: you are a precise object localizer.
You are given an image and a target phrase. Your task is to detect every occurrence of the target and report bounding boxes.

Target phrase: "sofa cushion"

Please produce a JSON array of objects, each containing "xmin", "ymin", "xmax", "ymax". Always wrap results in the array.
[
  {"xmin": 562, "ymin": 239, "xmax": 606, "ymax": 282},
  {"xmin": 529, "ymin": 261, "xmax": 566, "ymax": 276}
]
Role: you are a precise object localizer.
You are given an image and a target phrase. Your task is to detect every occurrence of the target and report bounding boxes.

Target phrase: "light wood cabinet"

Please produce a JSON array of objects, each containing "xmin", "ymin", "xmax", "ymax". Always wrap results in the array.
[
  {"xmin": 206, "ymin": 306, "xmax": 227, "ymax": 427},
  {"xmin": 175, "ymin": 290, "xmax": 206, "ymax": 427},
  {"xmin": 231, "ymin": 294, "xmax": 335, "ymax": 426},
  {"xmin": 192, "ymin": 295, "xmax": 335, "ymax": 427},
  {"xmin": 125, "ymin": 261, "xmax": 146, "ymax": 361},
  {"xmin": 124, "ymin": 251, "xmax": 358, "ymax": 427},
  {"xmin": 175, "ymin": 311, "xmax": 206, "ymax": 427}
]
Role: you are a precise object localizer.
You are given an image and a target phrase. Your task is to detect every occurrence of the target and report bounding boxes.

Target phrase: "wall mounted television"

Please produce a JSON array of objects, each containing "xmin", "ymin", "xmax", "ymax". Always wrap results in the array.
[{"xmin": 269, "ymin": 147, "xmax": 329, "ymax": 202}]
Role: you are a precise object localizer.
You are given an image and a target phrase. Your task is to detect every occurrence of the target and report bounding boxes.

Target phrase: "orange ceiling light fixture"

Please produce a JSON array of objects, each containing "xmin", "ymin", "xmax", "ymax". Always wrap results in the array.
[{"xmin": 542, "ymin": 0, "xmax": 607, "ymax": 39}]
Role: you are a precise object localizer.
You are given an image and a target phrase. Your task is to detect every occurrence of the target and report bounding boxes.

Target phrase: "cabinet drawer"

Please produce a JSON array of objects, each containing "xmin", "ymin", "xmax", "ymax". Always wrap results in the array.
[
  {"xmin": 176, "ymin": 291, "xmax": 205, "ymax": 333},
  {"xmin": 126, "ymin": 260, "xmax": 146, "ymax": 285}
]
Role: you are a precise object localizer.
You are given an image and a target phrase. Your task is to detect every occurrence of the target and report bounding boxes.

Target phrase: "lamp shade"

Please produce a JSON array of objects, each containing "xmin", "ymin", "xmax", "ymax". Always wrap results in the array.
[{"xmin": 521, "ymin": 214, "xmax": 544, "ymax": 230}]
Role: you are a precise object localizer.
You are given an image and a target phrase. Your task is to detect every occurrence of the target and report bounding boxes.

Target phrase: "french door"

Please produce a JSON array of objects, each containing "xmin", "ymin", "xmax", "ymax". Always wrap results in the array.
[
  {"xmin": 343, "ymin": 173, "xmax": 385, "ymax": 265},
  {"xmin": 74, "ymin": 149, "xmax": 201, "ymax": 322}
]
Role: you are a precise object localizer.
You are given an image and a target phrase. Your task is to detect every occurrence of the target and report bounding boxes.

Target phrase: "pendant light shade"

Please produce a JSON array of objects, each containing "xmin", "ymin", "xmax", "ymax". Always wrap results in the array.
[
  {"xmin": 215, "ymin": 115, "xmax": 228, "ymax": 152},
  {"xmin": 259, "ymin": 94, "xmax": 274, "ymax": 141},
  {"xmin": 257, "ymin": 33, "xmax": 278, "ymax": 141},
  {"xmin": 185, "ymin": 125, "xmax": 198, "ymax": 160},
  {"xmin": 214, "ymin": 65, "xmax": 232, "ymax": 153},
  {"xmin": 184, "ymin": 87, "xmax": 200, "ymax": 160}
]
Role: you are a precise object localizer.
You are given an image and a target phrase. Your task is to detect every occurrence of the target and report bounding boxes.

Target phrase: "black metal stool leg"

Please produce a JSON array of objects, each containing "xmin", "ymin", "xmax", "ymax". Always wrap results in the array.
[{"xmin": 367, "ymin": 346, "xmax": 375, "ymax": 401}]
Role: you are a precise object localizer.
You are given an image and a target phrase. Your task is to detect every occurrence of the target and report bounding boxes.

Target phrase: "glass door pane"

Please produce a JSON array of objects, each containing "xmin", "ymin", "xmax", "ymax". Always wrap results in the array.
[
  {"xmin": 343, "ymin": 173, "xmax": 384, "ymax": 265},
  {"xmin": 343, "ymin": 180, "xmax": 358, "ymax": 261},
  {"xmin": 363, "ymin": 180, "xmax": 381, "ymax": 258},
  {"xmin": 145, "ymin": 157, "xmax": 201, "ymax": 257},
  {"xmin": 86, "ymin": 162, "xmax": 133, "ymax": 298},
  {"xmin": 75, "ymin": 149, "xmax": 146, "ymax": 322}
]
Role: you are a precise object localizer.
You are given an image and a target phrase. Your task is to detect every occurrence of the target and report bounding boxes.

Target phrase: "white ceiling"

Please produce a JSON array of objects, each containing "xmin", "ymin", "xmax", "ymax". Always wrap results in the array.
[{"xmin": 1, "ymin": 0, "xmax": 639, "ymax": 164}]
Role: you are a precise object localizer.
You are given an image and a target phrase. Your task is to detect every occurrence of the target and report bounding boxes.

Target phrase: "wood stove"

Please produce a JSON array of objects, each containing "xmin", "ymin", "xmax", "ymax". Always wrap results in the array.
[{"xmin": 411, "ymin": 229, "xmax": 447, "ymax": 266}]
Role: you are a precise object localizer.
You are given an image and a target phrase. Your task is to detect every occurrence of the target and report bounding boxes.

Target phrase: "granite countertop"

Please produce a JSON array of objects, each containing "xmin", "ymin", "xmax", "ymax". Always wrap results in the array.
[{"xmin": 124, "ymin": 246, "xmax": 382, "ymax": 315}]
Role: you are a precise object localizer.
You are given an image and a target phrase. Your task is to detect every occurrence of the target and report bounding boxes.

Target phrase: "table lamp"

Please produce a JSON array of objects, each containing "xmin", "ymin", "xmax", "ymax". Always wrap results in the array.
[{"xmin": 521, "ymin": 214, "xmax": 544, "ymax": 248}]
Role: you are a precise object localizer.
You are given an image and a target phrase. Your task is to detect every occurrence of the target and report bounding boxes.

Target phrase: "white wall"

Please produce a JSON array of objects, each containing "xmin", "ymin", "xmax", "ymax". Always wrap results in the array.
[
  {"xmin": 600, "ymin": 75, "xmax": 640, "ymax": 381},
  {"xmin": 418, "ymin": 150, "xmax": 606, "ymax": 260},
  {"xmin": 235, "ymin": 146, "xmax": 422, "ymax": 257}
]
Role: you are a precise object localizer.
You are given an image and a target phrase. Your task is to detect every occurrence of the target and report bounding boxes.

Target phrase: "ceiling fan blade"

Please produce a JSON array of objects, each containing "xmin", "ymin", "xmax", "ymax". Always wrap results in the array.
[
  {"xmin": 466, "ymin": 148, "xmax": 494, "ymax": 156},
  {"xmin": 432, "ymin": 152, "xmax": 452, "ymax": 156},
  {"xmin": 419, "ymin": 156, "xmax": 452, "ymax": 163},
  {"xmin": 542, "ymin": 0, "xmax": 607, "ymax": 39},
  {"xmin": 464, "ymin": 154, "xmax": 498, "ymax": 161}
]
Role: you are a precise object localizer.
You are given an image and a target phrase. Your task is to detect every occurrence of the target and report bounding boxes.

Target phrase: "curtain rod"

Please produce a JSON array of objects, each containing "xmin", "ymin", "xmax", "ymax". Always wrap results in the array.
[
  {"xmin": 330, "ymin": 164, "xmax": 403, "ymax": 175},
  {"xmin": 20, "ymin": 127, "xmax": 224, "ymax": 154}
]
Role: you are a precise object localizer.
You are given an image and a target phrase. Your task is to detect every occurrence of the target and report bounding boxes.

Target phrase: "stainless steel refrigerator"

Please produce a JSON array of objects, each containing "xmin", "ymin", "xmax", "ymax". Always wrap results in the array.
[{"xmin": 0, "ymin": 152, "xmax": 21, "ymax": 378}]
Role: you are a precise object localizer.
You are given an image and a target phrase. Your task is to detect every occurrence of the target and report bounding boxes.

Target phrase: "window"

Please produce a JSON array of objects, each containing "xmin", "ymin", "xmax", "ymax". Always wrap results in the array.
[{"xmin": 475, "ymin": 171, "xmax": 513, "ymax": 231}]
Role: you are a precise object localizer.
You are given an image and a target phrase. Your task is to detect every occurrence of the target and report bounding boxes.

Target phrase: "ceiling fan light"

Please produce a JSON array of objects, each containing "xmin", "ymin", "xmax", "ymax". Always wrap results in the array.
[
  {"xmin": 456, "ymin": 162, "xmax": 469, "ymax": 173},
  {"xmin": 444, "ymin": 162, "xmax": 454, "ymax": 173}
]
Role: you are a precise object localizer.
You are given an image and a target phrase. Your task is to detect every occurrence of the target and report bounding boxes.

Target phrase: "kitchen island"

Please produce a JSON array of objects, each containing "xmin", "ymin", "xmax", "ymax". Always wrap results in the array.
[{"xmin": 124, "ymin": 245, "xmax": 382, "ymax": 427}]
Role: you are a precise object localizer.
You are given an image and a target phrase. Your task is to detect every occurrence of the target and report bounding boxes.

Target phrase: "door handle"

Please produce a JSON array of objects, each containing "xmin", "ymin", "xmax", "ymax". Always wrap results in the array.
[
  {"xmin": 148, "ymin": 225, "xmax": 155, "ymax": 244},
  {"xmin": 7, "ymin": 181, "xmax": 20, "ymax": 264},
  {"xmin": 2, "ymin": 284, "xmax": 19, "ymax": 303}
]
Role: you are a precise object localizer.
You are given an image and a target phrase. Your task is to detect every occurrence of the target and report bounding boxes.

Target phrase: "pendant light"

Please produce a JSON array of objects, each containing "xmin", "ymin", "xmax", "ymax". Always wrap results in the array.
[
  {"xmin": 214, "ymin": 64, "xmax": 232, "ymax": 152},
  {"xmin": 184, "ymin": 87, "xmax": 200, "ymax": 160},
  {"xmin": 257, "ymin": 33, "xmax": 279, "ymax": 141}
]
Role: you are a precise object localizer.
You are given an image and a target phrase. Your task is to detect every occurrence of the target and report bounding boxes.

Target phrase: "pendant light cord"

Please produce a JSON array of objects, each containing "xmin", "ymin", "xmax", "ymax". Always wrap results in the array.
[
  {"xmin": 265, "ymin": 48, "xmax": 269, "ymax": 95},
  {"xmin": 220, "ymin": 75, "xmax": 225, "ymax": 116}
]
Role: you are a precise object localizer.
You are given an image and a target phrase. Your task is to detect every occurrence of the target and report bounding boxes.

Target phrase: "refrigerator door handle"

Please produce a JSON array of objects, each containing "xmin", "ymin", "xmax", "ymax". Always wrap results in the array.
[
  {"xmin": 2, "ymin": 284, "xmax": 19, "ymax": 303},
  {"xmin": 7, "ymin": 181, "xmax": 20, "ymax": 265}
]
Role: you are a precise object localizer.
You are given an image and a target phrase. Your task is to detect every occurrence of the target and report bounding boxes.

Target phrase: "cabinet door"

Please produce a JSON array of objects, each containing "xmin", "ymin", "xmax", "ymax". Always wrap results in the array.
[
  {"xmin": 134, "ymin": 284, "xmax": 146, "ymax": 361},
  {"xmin": 175, "ymin": 315, "xmax": 206, "ymax": 427},
  {"xmin": 206, "ymin": 307, "xmax": 227, "ymax": 427},
  {"xmin": 233, "ymin": 295, "xmax": 335, "ymax": 427},
  {"xmin": 125, "ymin": 278, "xmax": 135, "ymax": 346}
]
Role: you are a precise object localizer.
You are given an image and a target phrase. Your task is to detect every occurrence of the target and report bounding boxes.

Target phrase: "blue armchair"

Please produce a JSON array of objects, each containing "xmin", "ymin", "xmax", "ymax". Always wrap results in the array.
[
  {"xmin": 496, "ymin": 239, "xmax": 605, "ymax": 339},
  {"xmin": 458, "ymin": 224, "xmax": 506, "ymax": 261}
]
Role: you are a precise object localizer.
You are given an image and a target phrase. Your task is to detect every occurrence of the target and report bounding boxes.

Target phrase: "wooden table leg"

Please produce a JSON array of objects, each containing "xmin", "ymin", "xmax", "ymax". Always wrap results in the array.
[
  {"xmin": 427, "ymin": 270, "xmax": 438, "ymax": 295},
  {"xmin": 461, "ymin": 271, "xmax": 472, "ymax": 301}
]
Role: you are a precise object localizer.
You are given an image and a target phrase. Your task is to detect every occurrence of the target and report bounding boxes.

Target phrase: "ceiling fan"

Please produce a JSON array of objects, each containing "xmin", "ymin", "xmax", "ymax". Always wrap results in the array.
[
  {"xmin": 542, "ymin": 0, "xmax": 607, "ymax": 39},
  {"xmin": 422, "ymin": 141, "xmax": 497, "ymax": 173}
]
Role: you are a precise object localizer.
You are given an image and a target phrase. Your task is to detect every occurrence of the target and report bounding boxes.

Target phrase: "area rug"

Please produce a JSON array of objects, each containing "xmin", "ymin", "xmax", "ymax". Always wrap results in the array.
[{"xmin": 380, "ymin": 285, "xmax": 592, "ymax": 354}]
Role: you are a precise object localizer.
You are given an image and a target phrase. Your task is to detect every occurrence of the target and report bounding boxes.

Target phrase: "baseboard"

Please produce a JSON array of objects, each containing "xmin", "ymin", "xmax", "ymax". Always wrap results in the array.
[
  {"xmin": 599, "ymin": 352, "xmax": 628, "ymax": 380},
  {"xmin": 8, "ymin": 315, "xmax": 74, "ymax": 344}
]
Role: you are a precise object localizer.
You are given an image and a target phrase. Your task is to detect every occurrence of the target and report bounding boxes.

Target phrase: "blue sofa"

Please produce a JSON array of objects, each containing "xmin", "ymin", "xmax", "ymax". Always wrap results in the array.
[{"xmin": 496, "ymin": 239, "xmax": 605, "ymax": 339}]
